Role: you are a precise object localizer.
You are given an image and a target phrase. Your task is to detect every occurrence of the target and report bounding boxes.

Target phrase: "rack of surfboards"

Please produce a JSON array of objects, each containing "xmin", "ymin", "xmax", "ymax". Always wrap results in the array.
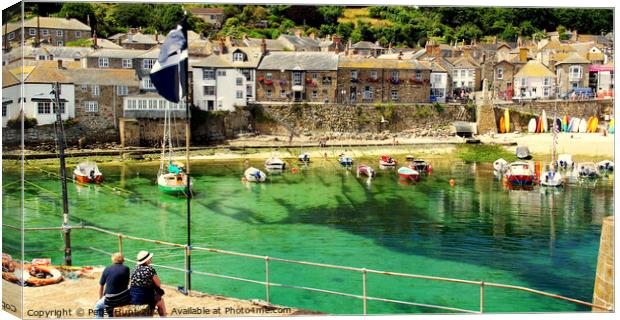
[
  {"xmin": 527, "ymin": 112, "xmax": 604, "ymax": 134},
  {"xmin": 498, "ymin": 108, "xmax": 511, "ymax": 133}
]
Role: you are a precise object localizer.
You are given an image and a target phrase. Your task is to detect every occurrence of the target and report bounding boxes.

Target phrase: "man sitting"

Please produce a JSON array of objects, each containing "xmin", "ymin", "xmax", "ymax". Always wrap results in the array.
[{"xmin": 94, "ymin": 253, "xmax": 130, "ymax": 318}]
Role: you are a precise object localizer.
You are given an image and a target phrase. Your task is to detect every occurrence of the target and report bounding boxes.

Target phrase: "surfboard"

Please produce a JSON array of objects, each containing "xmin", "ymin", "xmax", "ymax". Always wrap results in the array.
[
  {"xmin": 571, "ymin": 118, "xmax": 581, "ymax": 133},
  {"xmin": 561, "ymin": 115, "xmax": 568, "ymax": 132},
  {"xmin": 535, "ymin": 116, "xmax": 541, "ymax": 133},
  {"xmin": 499, "ymin": 116, "xmax": 506, "ymax": 133},
  {"xmin": 586, "ymin": 117, "xmax": 593, "ymax": 133},
  {"xmin": 590, "ymin": 117, "xmax": 599, "ymax": 133},
  {"xmin": 528, "ymin": 118, "xmax": 537, "ymax": 133},
  {"xmin": 567, "ymin": 118, "xmax": 575, "ymax": 132},
  {"xmin": 504, "ymin": 109, "xmax": 510, "ymax": 133},
  {"xmin": 578, "ymin": 118, "xmax": 588, "ymax": 133},
  {"xmin": 541, "ymin": 110, "xmax": 548, "ymax": 133},
  {"xmin": 609, "ymin": 118, "xmax": 615, "ymax": 134}
]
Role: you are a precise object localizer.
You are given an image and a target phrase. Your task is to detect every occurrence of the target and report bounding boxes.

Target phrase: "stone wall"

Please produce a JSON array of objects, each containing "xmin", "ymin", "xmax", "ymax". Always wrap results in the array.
[
  {"xmin": 251, "ymin": 103, "xmax": 476, "ymax": 139},
  {"xmin": 592, "ymin": 216, "xmax": 614, "ymax": 312},
  {"xmin": 191, "ymin": 108, "xmax": 252, "ymax": 145},
  {"xmin": 2, "ymin": 123, "xmax": 117, "ymax": 149}
]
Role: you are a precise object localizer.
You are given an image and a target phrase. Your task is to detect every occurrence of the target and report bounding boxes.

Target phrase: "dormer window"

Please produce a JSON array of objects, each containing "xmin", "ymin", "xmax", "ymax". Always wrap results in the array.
[{"xmin": 233, "ymin": 51, "xmax": 246, "ymax": 62}]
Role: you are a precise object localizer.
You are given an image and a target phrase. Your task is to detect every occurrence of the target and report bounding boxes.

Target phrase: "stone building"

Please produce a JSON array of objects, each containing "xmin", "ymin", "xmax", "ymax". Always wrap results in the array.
[
  {"xmin": 555, "ymin": 52, "xmax": 591, "ymax": 97},
  {"xmin": 2, "ymin": 16, "xmax": 91, "ymax": 47},
  {"xmin": 189, "ymin": 7, "xmax": 225, "ymax": 27},
  {"xmin": 256, "ymin": 52, "xmax": 338, "ymax": 103},
  {"xmin": 83, "ymin": 48, "xmax": 148, "ymax": 69},
  {"xmin": 337, "ymin": 56, "xmax": 431, "ymax": 104}
]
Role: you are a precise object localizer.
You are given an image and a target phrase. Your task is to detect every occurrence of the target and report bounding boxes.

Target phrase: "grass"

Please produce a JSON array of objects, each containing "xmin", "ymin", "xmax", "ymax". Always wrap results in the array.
[
  {"xmin": 456, "ymin": 144, "xmax": 516, "ymax": 163},
  {"xmin": 338, "ymin": 8, "xmax": 392, "ymax": 27}
]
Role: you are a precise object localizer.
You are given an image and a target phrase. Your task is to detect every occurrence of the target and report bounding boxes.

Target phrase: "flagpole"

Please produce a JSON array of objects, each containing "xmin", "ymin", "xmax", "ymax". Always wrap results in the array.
[{"xmin": 182, "ymin": 12, "xmax": 192, "ymax": 295}]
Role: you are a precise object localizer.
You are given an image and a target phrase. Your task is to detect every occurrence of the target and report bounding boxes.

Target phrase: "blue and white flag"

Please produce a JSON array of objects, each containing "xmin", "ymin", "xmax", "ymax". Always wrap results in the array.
[{"xmin": 150, "ymin": 21, "xmax": 188, "ymax": 103}]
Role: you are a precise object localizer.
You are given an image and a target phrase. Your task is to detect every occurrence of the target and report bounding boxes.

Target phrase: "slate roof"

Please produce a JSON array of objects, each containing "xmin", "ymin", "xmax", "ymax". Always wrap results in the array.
[
  {"xmin": 122, "ymin": 33, "xmax": 165, "ymax": 45},
  {"xmin": 514, "ymin": 60, "xmax": 555, "ymax": 78},
  {"xmin": 3, "ymin": 17, "xmax": 91, "ymax": 34},
  {"xmin": 2, "ymin": 68, "xmax": 20, "ymax": 88},
  {"xmin": 10, "ymin": 64, "xmax": 70, "ymax": 84},
  {"xmin": 555, "ymin": 52, "xmax": 591, "ymax": 65},
  {"xmin": 339, "ymin": 56, "xmax": 429, "ymax": 70},
  {"xmin": 193, "ymin": 47, "xmax": 263, "ymax": 68},
  {"xmin": 258, "ymin": 52, "xmax": 338, "ymax": 71},
  {"xmin": 278, "ymin": 34, "xmax": 321, "ymax": 51},
  {"xmin": 86, "ymin": 48, "xmax": 148, "ymax": 59},
  {"xmin": 352, "ymin": 41, "xmax": 384, "ymax": 50},
  {"xmin": 62, "ymin": 67, "xmax": 139, "ymax": 86}
]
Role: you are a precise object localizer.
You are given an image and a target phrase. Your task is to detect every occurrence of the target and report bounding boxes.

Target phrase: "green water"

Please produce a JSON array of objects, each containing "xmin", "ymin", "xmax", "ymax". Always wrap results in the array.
[{"xmin": 1, "ymin": 158, "xmax": 614, "ymax": 314}]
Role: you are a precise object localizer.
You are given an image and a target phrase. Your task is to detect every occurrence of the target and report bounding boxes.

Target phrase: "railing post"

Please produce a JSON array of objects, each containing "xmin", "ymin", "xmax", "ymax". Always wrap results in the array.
[
  {"xmin": 117, "ymin": 234, "xmax": 123, "ymax": 256},
  {"xmin": 362, "ymin": 268, "xmax": 367, "ymax": 315},
  {"xmin": 184, "ymin": 245, "xmax": 191, "ymax": 296},
  {"xmin": 480, "ymin": 281, "xmax": 485, "ymax": 313},
  {"xmin": 265, "ymin": 256, "xmax": 270, "ymax": 304}
]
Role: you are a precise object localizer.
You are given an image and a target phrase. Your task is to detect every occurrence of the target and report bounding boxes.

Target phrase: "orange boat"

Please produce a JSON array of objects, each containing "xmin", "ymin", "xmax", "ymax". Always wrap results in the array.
[{"xmin": 73, "ymin": 162, "xmax": 103, "ymax": 184}]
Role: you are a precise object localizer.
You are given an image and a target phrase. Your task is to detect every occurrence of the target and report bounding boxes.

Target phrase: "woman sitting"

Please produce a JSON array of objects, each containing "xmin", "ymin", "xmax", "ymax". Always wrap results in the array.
[{"xmin": 129, "ymin": 251, "xmax": 167, "ymax": 317}]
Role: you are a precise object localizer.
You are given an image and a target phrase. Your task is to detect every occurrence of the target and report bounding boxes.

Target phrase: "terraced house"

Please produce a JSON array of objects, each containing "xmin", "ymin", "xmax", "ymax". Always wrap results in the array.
[
  {"xmin": 337, "ymin": 56, "xmax": 431, "ymax": 104},
  {"xmin": 256, "ymin": 51, "xmax": 338, "ymax": 103},
  {"xmin": 2, "ymin": 16, "xmax": 91, "ymax": 47}
]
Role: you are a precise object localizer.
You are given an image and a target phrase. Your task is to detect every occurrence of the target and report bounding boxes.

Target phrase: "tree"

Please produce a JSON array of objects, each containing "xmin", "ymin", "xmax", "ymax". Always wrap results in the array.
[
  {"xmin": 152, "ymin": 4, "xmax": 184, "ymax": 33},
  {"xmin": 336, "ymin": 21, "xmax": 354, "ymax": 41},
  {"xmin": 58, "ymin": 3, "xmax": 93, "ymax": 23},
  {"xmin": 417, "ymin": 12, "xmax": 443, "ymax": 38},
  {"xmin": 112, "ymin": 4, "xmax": 153, "ymax": 28},
  {"xmin": 318, "ymin": 6, "xmax": 343, "ymax": 25},
  {"xmin": 454, "ymin": 23, "xmax": 483, "ymax": 43}
]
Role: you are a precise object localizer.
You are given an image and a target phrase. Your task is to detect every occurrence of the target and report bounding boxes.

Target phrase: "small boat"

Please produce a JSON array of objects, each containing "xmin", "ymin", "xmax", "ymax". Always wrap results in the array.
[
  {"xmin": 357, "ymin": 165, "xmax": 375, "ymax": 178},
  {"xmin": 265, "ymin": 157, "xmax": 286, "ymax": 170},
  {"xmin": 244, "ymin": 167, "xmax": 266, "ymax": 182},
  {"xmin": 409, "ymin": 160, "xmax": 432, "ymax": 174},
  {"xmin": 339, "ymin": 155, "xmax": 354, "ymax": 166},
  {"xmin": 379, "ymin": 155, "xmax": 397, "ymax": 166},
  {"xmin": 157, "ymin": 170, "xmax": 191, "ymax": 195},
  {"xmin": 516, "ymin": 146, "xmax": 531, "ymax": 160},
  {"xmin": 398, "ymin": 167, "xmax": 419, "ymax": 181},
  {"xmin": 556, "ymin": 154, "xmax": 574, "ymax": 170},
  {"xmin": 577, "ymin": 162, "xmax": 599, "ymax": 180},
  {"xmin": 406, "ymin": 155, "xmax": 415, "ymax": 162},
  {"xmin": 298, "ymin": 153, "xmax": 311, "ymax": 163},
  {"xmin": 453, "ymin": 121, "xmax": 476, "ymax": 137},
  {"xmin": 493, "ymin": 158, "xmax": 508, "ymax": 173},
  {"xmin": 597, "ymin": 160, "xmax": 614, "ymax": 173},
  {"xmin": 505, "ymin": 162, "xmax": 536, "ymax": 187},
  {"xmin": 73, "ymin": 162, "xmax": 103, "ymax": 184},
  {"xmin": 540, "ymin": 168, "xmax": 564, "ymax": 187}
]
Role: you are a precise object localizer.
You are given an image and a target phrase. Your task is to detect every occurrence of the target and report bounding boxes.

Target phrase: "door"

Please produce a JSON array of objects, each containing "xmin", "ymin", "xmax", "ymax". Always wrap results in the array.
[{"xmin": 350, "ymin": 86, "xmax": 357, "ymax": 103}]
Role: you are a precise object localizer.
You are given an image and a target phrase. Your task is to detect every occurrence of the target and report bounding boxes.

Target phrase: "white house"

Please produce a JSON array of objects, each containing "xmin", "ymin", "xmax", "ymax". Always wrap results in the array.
[
  {"xmin": 513, "ymin": 60, "xmax": 556, "ymax": 100},
  {"xmin": 423, "ymin": 60, "xmax": 449, "ymax": 103},
  {"xmin": 192, "ymin": 46, "xmax": 263, "ymax": 111},
  {"xmin": 449, "ymin": 51, "xmax": 480, "ymax": 93},
  {"xmin": 2, "ymin": 65, "xmax": 75, "ymax": 127}
]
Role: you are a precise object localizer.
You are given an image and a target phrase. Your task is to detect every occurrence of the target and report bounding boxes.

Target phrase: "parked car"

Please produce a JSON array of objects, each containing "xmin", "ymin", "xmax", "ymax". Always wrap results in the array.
[{"xmin": 561, "ymin": 87, "xmax": 594, "ymax": 100}]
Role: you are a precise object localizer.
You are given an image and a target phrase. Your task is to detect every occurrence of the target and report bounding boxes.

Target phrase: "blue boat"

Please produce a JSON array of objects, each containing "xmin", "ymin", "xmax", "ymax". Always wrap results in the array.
[{"xmin": 339, "ymin": 155, "xmax": 354, "ymax": 166}]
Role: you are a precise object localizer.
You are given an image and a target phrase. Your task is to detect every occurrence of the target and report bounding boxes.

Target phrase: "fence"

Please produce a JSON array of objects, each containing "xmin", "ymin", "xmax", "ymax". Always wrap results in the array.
[{"xmin": 3, "ymin": 224, "xmax": 610, "ymax": 314}]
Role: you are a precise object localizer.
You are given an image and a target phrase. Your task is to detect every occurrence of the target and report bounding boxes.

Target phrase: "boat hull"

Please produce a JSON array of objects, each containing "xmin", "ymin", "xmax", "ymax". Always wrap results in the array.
[
  {"xmin": 74, "ymin": 174, "xmax": 103, "ymax": 184},
  {"xmin": 158, "ymin": 173, "xmax": 191, "ymax": 195},
  {"xmin": 398, "ymin": 167, "xmax": 419, "ymax": 181},
  {"xmin": 506, "ymin": 175, "xmax": 535, "ymax": 186}
]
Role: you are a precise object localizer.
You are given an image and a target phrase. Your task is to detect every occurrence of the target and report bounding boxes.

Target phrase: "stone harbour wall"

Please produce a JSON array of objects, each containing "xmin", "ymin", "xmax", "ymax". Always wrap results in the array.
[
  {"xmin": 2, "ymin": 123, "xmax": 118, "ymax": 150},
  {"xmin": 592, "ymin": 216, "xmax": 614, "ymax": 312}
]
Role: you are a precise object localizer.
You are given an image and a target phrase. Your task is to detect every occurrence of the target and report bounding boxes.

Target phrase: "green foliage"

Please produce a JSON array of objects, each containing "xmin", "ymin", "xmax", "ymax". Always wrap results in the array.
[
  {"xmin": 66, "ymin": 38, "xmax": 93, "ymax": 47},
  {"xmin": 432, "ymin": 102, "xmax": 444, "ymax": 113},
  {"xmin": 318, "ymin": 6, "xmax": 343, "ymax": 25},
  {"xmin": 456, "ymin": 144, "xmax": 515, "ymax": 163},
  {"xmin": 6, "ymin": 117, "xmax": 37, "ymax": 129},
  {"xmin": 58, "ymin": 3, "xmax": 93, "ymax": 23}
]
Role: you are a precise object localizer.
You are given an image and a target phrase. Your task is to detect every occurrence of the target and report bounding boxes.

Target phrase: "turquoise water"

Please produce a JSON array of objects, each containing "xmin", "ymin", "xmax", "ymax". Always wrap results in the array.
[{"xmin": 1, "ymin": 158, "xmax": 614, "ymax": 314}]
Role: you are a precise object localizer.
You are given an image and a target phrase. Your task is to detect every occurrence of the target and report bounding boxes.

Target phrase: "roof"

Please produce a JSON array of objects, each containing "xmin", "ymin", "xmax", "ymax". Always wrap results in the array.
[
  {"xmin": 338, "ymin": 56, "xmax": 429, "ymax": 70},
  {"xmin": 189, "ymin": 7, "xmax": 225, "ymax": 15},
  {"xmin": 2, "ymin": 68, "xmax": 20, "ymax": 88},
  {"xmin": 258, "ymin": 52, "xmax": 338, "ymax": 71},
  {"xmin": 9, "ymin": 64, "xmax": 70, "ymax": 84},
  {"xmin": 278, "ymin": 34, "xmax": 321, "ymax": 51},
  {"xmin": 419, "ymin": 60, "xmax": 448, "ymax": 73},
  {"xmin": 556, "ymin": 52, "xmax": 591, "ymax": 65},
  {"xmin": 136, "ymin": 46, "xmax": 161, "ymax": 59},
  {"xmin": 122, "ymin": 33, "xmax": 164, "ymax": 45},
  {"xmin": 62, "ymin": 67, "xmax": 138, "ymax": 86},
  {"xmin": 587, "ymin": 52, "xmax": 605, "ymax": 62},
  {"xmin": 86, "ymin": 48, "xmax": 148, "ymax": 59},
  {"xmin": 352, "ymin": 41, "xmax": 384, "ymax": 50},
  {"xmin": 449, "ymin": 55, "xmax": 480, "ymax": 68},
  {"xmin": 514, "ymin": 60, "xmax": 555, "ymax": 78},
  {"xmin": 243, "ymin": 37, "xmax": 287, "ymax": 51},
  {"xmin": 42, "ymin": 45, "xmax": 93, "ymax": 60},
  {"xmin": 96, "ymin": 38, "xmax": 124, "ymax": 49},
  {"xmin": 194, "ymin": 47, "xmax": 263, "ymax": 68},
  {"xmin": 4, "ymin": 17, "xmax": 91, "ymax": 35}
]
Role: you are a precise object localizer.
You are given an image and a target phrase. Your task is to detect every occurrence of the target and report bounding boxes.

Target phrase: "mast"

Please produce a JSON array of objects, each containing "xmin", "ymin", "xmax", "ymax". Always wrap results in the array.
[
  {"xmin": 53, "ymin": 82, "xmax": 71, "ymax": 266},
  {"xmin": 181, "ymin": 12, "xmax": 192, "ymax": 293}
]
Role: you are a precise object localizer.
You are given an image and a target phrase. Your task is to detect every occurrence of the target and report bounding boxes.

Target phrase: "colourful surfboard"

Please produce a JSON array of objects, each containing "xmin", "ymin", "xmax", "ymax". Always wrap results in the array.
[
  {"xmin": 536, "ymin": 116, "xmax": 542, "ymax": 133},
  {"xmin": 499, "ymin": 116, "xmax": 506, "ymax": 133},
  {"xmin": 504, "ymin": 109, "xmax": 510, "ymax": 133},
  {"xmin": 609, "ymin": 118, "xmax": 615, "ymax": 134},
  {"xmin": 578, "ymin": 118, "xmax": 588, "ymax": 133},
  {"xmin": 590, "ymin": 117, "xmax": 599, "ymax": 133},
  {"xmin": 541, "ymin": 110, "xmax": 548, "ymax": 133}
]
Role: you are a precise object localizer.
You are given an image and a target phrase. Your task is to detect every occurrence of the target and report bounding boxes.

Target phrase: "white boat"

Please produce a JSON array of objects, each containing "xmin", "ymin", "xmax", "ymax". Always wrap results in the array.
[
  {"xmin": 265, "ymin": 157, "xmax": 286, "ymax": 170},
  {"xmin": 379, "ymin": 155, "xmax": 397, "ymax": 166},
  {"xmin": 577, "ymin": 162, "xmax": 600, "ymax": 180},
  {"xmin": 516, "ymin": 146, "xmax": 531, "ymax": 160},
  {"xmin": 244, "ymin": 167, "xmax": 266, "ymax": 182},
  {"xmin": 505, "ymin": 162, "xmax": 536, "ymax": 187},
  {"xmin": 73, "ymin": 162, "xmax": 103, "ymax": 184},
  {"xmin": 339, "ymin": 155, "xmax": 354, "ymax": 166},
  {"xmin": 540, "ymin": 167, "xmax": 564, "ymax": 187},
  {"xmin": 298, "ymin": 153, "xmax": 310, "ymax": 163},
  {"xmin": 556, "ymin": 154, "xmax": 574, "ymax": 170},
  {"xmin": 597, "ymin": 160, "xmax": 614, "ymax": 172},
  {"xmin": 493, "ymin": 158, "xmax": 508, "ymax": 173}
]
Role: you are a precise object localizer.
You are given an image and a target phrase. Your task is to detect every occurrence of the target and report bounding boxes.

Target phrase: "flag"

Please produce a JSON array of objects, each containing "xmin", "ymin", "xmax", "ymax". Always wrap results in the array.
[{"xmin": 150, "ymin": 18, "xmax": 188, "ymax": 103}]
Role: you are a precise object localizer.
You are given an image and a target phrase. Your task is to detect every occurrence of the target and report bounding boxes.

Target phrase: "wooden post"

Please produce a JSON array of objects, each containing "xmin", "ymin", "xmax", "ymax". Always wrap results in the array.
[
  {"xmin": 362, "ymin": 268, "xmax": 367, "ymax": 315},
  {"xmin": 117, "ymin": 234, "xmax": 123, "ymax": 256},
  {"xmin": 480, "ymin": 281, "xmax": 485, "ymax": 313},
  {"xmin": 265, "ymin": 256, "xmax": 270, "ymax": 304}
]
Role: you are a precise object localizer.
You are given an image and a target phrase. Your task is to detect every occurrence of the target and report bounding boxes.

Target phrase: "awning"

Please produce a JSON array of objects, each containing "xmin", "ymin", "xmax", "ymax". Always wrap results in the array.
[
  {"xmin": 589, "ymin": 65, "xmax": 614, "ymax": 72},
  {"xmin": 31, "ymin": 97, "xmax": 69, "ymax": 102}
]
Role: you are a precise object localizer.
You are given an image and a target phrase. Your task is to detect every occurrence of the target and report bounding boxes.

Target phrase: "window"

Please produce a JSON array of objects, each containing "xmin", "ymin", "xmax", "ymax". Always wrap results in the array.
[
  {"xmin": 292, "ymin": 72, "xmax": 302, "ymax": 85},
  {"xmin": 569, "ymin": 66, "xmax": 582, "ymax": 80},
  {"xmin": 37, "ymin": 102, "xmax": 51, "ymax": 114},
  {"xmin": 117, "ymin": 85, "xmax": 128, "ymax": 96},
  {"xmin": 544, "ymin": 87, "xmax": 550, "ymax": 97},
  {"xmin": 142, "ymin": 59, "xmax": 155, "ymax": 69},
  {"xmin": 351, "ymin": 70, "xmax": 358, "ymax": 79},
  {"xmin": 210, "ymin": 15, "xmax": 217, "ymax": 20},
  {"xmin": 202, "ymin": 69, "xmax": 215, "ymax": 80},
  {"xmin": 453, "ymin": 70, "xmax": 458, "ymax": 77},
  {"xmin": 391, "ymin": 89, "xmax": 398, "ymax": 100},
  {"xmin": 521, "ymin": 78, "xmax": 526, "ymax": 86},
  {"xmin": 415, "ymin": 70, "xmax": 422, "ymax": 81},
  {"xmin": 265, "ymin": 73, "xmax": 273, "ymax": 80},
  {"xmin": 468, "ymin": 70, "xmax": 474, "ymax": 77},
  {"xmin": 497, "ymin": 68, "xmax": 504, "ymax": 80},
  {"xmin": 41, "ymin": 29, "xmax": 49, "ymax": 36},
  {"xmin": 98, "ymin": 57, "xmax": 109, "ymax": 68},
  {"xmin": 391, "ymin": 71, "xmax": 399, "ymax": 80},
  {"xmin": 122, "ymin": 59, "xmax": 132, "ymax": 69},
  {"xmin": 312, "ymin": 73, "xmax": 318, "ymax": 80},
  {"xmin": 84, "ymin": 101, "xmax": 98, "ymax": 113},
  {"xmin": 363, "ymin": 86, "xmax": 373, "ymax": 99},
  {"xmin": 2, "ymin": 104, "xmax": 7, "ymax": 117},
  {"xmin": 203, "ymin": 86, "xmax": 215, "ymax": 96},
  {"xmin": 75, "ymin": 31, "xmax": 82, "ymax": 38},
  {"xmin": 312, "ymin": 90, "xmax": 318, "ymax": 98},
  {"xmin": 56, "ymin": 40, "xmax": 63, "ymax": 46},
  {"xmin": 56, "ymin": 30, "xmax": 63, "ymax": 37},
  {"xmin": 236, "ymin": 77, "xmax": 243, "ymax": 86},
  {"xmin": 206, "ymin": 100, "xmax": 214, "ymax": 111},
  {"xmin": 236, "ymin": 90, "xmax": 243, "ymax": 99},
  {"xmin": 38, "ymin": 55, "xmax": 48, "ymax": 60},
  {"xmin": 29, "ymin": 28, "xmax": 36, "ymax": 36},
  {"xmin": 246, "ymin": 85, "xmax": 253, "ymax": 97},
  {"xmin": 460, "ymin": 70, "xmax": 466, "ymax": 77},
  {"xmin": 543, "ymin": 78, "xmax": 550, "ymax": 86},
  {"xmin": 81, "ymin": 84, "xmax": 88, "ymax": 92},
  {"xmin": 266, "ymin": 89, "xmax": 272, "ymax": 98},
  {"xmin": 322, "ymin": 76, "xmax": 332, "ymax": 84},
  {"xmin": 233, "ymin": 51, "xmax": 245, "ymax": 62},
  {"xmin": 217, "ymin": 70, "xmax": 227, "ymax": 77},
  {"xmin": 242, "ymin": 69, "xmax": 252, "ymax": 81},
  {"xmin": 370, "ymin": 70, "xmax": 378, "ymax": 80},
  {"xmin": 52, "ymin": 102, "xmax": 65, "ymax": 114},
  {"xmin": 142, "ymin": 77, "xmax": 154, "ymax": 89},
  {"xmin": 91, "ymin": 85, "xmax": 100, "ymax": 96},
  {"xmin": 280, "ymin": 90, "xmax": 286, "ymax": 98},
  {"xmin": 8, "ymin": 32, "xmax": 14, "ymax": 40}
]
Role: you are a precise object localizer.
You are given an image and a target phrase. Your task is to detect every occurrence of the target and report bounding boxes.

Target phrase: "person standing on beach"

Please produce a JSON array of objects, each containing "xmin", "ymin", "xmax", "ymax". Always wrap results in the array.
[{"xmin": 94, "ymin": 253, "xmax": 130, "ymax": 318}]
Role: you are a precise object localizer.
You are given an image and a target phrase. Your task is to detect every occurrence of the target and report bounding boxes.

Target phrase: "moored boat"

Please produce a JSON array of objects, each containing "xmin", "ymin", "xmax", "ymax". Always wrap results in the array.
[
  {"xmin": 505, "ymin": 162, "xmax": 536, "ymax": 187},
  {"xmin": 244, "ymin": 167, "xmax": 267, "ymax": 182},
  {"xmin": 597, "ymin": 160, "xmax": 614, "ymax": 173},
  {"xmin": 556, "ymin": 154, "xmax": 574, "ymax": 170},
  {"xmin": 379, "ymin": 155, "xmax": 397, "ymax": 166},
  {"xmin": 298, "ymin": 153, "xmax": 311, "ymax": 163},
  {"xmin": 409, "ymin": 160, "xmax": 432, "ymax": 174},
  {"xmin": 73, "ymin": 162, "xmax": 103, "ymax": 184},
  {"xmin": 357, "ymin": 165, "xmax": 376, "ymax": 178},
  {"xmin": 398, "ymin": 167, "xmax": 419, "ymax": 181},
  {"xmin": 265, "ymin": 157, "xmax": 286, "ymax": 170},
  {"xmin": 493, "ymin": 158, "xmax": 508, "ymax": 173},
  {"xmin": 339, "ymin": 155, "xmax": 354, "ymax": 166},
  {"xmin": 516, "ymin": 146, "xmax": 531, "ymax": 160},
  {"xmin": 158, "ymin": 170, "xmax": 191, "ymax": 195},
  {"xmin": 577, "ymin": 162, "xmax": 599, "ymax": 180},
  {"xmin": 405, "ymin": 155, "xmax": 415, "ymax": 162},
  {"xmin": 540, "ymin": 167, "xmax": 564, "ymax": 187}
]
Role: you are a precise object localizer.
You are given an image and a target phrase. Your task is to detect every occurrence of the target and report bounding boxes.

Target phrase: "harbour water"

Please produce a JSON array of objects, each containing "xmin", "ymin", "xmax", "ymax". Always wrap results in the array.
[{"xmin": 1, "ymin": 157, "xmax": 613, "ymax": 314}]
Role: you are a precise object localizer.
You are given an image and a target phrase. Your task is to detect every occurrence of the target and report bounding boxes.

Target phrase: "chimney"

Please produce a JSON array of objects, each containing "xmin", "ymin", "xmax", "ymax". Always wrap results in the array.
[
  {"xmin": 572, "ymin": 30, "xmax": 578, "ymax": 41},
  {"xmin": 388, "ymin": 42, "xmax": 392, "ymax": 53},
  {"xmin": 57, "ymin": 59, "xmax": 63, "ymax": 69},
  {"xmin": 35, "ymin": 15, "xmax": 40, "ymax": 46},
  {"xmin": 155, "ymin": 31, "xmax": 158, "ymax": 43},
  {"xmin": 517, "ymin": 35, "xmax": 523, "ymax": 48},
  {"xmin": 346, "ymin": 38, "xmax": 352, "ymax": 56},
  {"xmin": 117, "ymin": 37, "xmax": 122, "ymax": 46},
  {"xmin": 260, "ymin": 38, "xmax": 267, "ymax": 54},
  {"xmin": 127, "ymin": 33, "xmax": 133, "ymax": 43},
  {"xmin": 294, "ymin": 29, "xmax": 302, "ymax": 38},
  {"xmin": 463, "ymin": 47, "xmax": 471, "ymax": 58},
  {"xmin": 332, "ymin": 35, "xmax": 341, "ymax": 44},
  {"xmin": 519, "ymin": 47, "xmax": 528, "ymax": 62}
]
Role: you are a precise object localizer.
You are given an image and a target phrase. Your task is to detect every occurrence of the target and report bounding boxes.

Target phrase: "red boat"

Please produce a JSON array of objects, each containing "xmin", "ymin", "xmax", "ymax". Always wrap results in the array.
[
  {"xmin": 357, "ymin": 165, "xmax": 376, "ymax": 178},
  {"xmin": 379, "ymin": 155, "xmax": 397, "ymax": 166},
  {"xmin": 504, "ymin": 162, "xmax": 535, "ymax": 187},
  {"xmin": 73, "ymin": 162, "xmax": 104, "ymax": 184},
  {"xmin": 398, "ymin": 167, "xmax": 419, "ymax": 181},
  {"xmin": 409, "ymin": 160, "xmax": 433, "ymax": 174}
]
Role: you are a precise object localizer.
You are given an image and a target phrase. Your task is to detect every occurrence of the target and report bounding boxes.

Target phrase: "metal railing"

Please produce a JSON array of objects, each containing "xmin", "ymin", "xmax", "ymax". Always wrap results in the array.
[{"xmin": 2, "ymin": 224, "xmax": 610, "ymax": 314}]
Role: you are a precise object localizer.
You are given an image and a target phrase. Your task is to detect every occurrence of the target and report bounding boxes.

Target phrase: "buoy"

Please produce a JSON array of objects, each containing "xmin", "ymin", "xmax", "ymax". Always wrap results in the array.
[
  {"xmin": 241, "ymin": 177, "xmax": 248, "ymax": 182},
  {"xmin": 291, "ymin": 167, "xmax": 298, "ymax": 174},
  {"xmin": 449, "ymin": 179, "xmax": 455, "ymax": 187}
]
